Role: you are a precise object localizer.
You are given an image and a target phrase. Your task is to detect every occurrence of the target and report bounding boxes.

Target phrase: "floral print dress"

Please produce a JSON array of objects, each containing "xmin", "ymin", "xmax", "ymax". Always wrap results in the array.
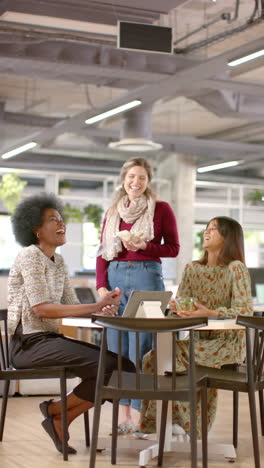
[{"xmin": 139, "ymin": 260, "xmax": 253, "ymax": 436}]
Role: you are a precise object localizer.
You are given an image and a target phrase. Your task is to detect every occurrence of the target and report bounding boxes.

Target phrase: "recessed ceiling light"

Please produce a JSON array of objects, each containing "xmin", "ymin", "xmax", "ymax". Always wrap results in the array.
[
  {"xmin": 197, "ymin": 160, "xmax": 242, "ymax": 173},
  {"xmin": 85, "ymin": 100, "xmax": 142, "ymax": 125},
  {"xmin": 1, "ymin": 142, "xmax": 37, "ymax": 159},
  {"xmin": 228, "ymin": 49, "xmax": 264, "ymax": 67}
]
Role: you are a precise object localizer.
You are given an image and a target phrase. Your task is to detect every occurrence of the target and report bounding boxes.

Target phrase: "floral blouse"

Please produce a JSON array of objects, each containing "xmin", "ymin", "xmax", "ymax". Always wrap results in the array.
[{"xmin": 177, "ymin": 260, "xmax": 253, "ymax": 359}]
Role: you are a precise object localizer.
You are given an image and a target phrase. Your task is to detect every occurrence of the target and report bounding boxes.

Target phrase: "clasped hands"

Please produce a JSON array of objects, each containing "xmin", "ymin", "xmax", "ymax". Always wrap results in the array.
[
  {"xmin": 98, "ymin": 287, "xmax": 122, "ymax": 316},
  {"xmin": 169, "ymin": 299, "xmax": 215, "ymax": 318}
]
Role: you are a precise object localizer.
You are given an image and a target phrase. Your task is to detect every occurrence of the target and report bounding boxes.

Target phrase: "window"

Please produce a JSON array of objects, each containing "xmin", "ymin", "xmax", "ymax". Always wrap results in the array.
[
  {"xmin": 244, "ymin": 230, "xmax": 264, "ymax": 267},
  {"xmin": 82, "ymin": 222, "xmax": 100, "ymax": 270},
  {"xmin": 0, "ymin": 215, "xmax": 20, "ymax": 269}
]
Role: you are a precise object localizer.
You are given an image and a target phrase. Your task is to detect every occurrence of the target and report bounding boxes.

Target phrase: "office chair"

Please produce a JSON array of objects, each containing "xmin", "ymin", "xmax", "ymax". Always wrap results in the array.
[
  {"xmin": 0, "ymin": 309, "xmax": 90, "ymax": 461},
  {"xmin": 89, "ymin": 316, "xmax": 209, "ymax": 468},
  {"xmin": 74, "ymin": 287, "xmax": 96, "ymax": 304},
  {"xmin": 197, "ymin": 315, "xmax": 264, "ymax": 468}
]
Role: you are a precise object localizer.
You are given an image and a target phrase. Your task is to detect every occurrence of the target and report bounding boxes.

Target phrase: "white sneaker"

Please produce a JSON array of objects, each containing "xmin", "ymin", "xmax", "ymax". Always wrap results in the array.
[
  {"xmin": 132, "ymin": 431, "xmax": 150, "ymax": 439},
  {"xmin": 172, "ymin": 424, "xmax": 186, "ymax": 435},
  {"xmin": 116, "ymin": 421, "xmax": 136, "ymax": 435}
]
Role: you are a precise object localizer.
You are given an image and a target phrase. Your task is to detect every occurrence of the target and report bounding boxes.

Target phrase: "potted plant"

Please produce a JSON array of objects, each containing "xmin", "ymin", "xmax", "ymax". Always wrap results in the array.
[
  {"xmin": 59, "ymin": 180, "xmax": 72, "ymax": 195},
  {"xmin": 0, "ymin": 173, "xmax": 27, "ymax": 213},
  {"xmin": 63, "ymin": 203, "xmax": 83, "ymax": 223},
  {"xmin": 246, "ymin": 189, "xmax": 264, "ymax": 206},
  {"xmin": 82, "ymin": 204, "xmax": 103, "ymax": 231}
]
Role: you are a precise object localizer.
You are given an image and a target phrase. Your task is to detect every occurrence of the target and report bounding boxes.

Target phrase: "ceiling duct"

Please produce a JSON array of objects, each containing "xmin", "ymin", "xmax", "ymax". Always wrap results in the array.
[{"xmin": 109, "ymin": 104, "xmax": 162, "ymax": 152}]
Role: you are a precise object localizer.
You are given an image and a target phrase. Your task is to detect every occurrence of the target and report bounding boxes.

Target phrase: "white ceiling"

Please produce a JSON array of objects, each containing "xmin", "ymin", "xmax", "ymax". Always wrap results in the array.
[{"xmin": 0, "ymin": 0, "xmax": 264, "ymax": 182}]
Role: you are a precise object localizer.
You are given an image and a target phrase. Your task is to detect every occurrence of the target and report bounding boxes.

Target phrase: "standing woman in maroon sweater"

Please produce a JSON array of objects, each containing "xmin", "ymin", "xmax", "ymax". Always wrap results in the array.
[{"xmin": 96, "ymin": 157, "xmax": 180, "ymax": 433}]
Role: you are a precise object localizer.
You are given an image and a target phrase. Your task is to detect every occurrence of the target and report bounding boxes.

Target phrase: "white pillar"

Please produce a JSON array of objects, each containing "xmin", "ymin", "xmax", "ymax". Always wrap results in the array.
[
  {"xmin": 45, "ymin": 174, "xmax": 59, "ymax": 194},
  {"xmin": 156, "ymin": 153, "xmax": 196, "ymax": 284}
]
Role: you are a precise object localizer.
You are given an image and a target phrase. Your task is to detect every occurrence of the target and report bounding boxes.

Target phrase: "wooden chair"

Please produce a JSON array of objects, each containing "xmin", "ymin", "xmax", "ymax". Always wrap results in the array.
[
  {"xmin": 231, "ymin": 311, "xmax": 264, "ymax": 449},
  {"xmin": 197, "ymin": 315, "xmax": 264, "ymax": 468},
  {"xmin": 89, "ymin": 315, "xmax": 209, "ymax": 468},
  {"xmin": 0, "ymin": 309, "xmax": 90, "ymax": 461}
]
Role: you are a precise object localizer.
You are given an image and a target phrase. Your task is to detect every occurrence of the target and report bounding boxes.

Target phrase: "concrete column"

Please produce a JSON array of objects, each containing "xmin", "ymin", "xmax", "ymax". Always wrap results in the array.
[
  {"xmin": 45, "ymin": 174, "xmax": 59, "ymax": 194},
  {"xmin": 156, "ymin": 153, "xmax": 196, "ymax": 284}
]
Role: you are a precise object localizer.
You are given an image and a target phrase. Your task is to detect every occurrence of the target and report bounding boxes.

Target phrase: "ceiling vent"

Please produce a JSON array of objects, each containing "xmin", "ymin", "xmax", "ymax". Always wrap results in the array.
[
  {"xmin": 108, "ymin": 104, "xmax": 162, "ymax": 152},
  {"xmin": 109, "ymin": 138, "xmax": 162, "ymax": 152}
]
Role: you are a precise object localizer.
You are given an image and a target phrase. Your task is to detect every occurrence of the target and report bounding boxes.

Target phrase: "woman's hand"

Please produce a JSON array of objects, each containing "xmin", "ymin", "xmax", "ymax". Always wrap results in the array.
[
  {"xmin": 97, "ymin": 287, "xmax": 109, "ymax": 298},
  {"xmin": 177, "ymin": 302, "xmax": 218, "ymax": 318},
  {"xmin": 123, "ymin": 238, "xmax": 147, "ymax": 251},
  {"xmin": 97, "ymin": 288, "xmax": 122, "ymax": 316},
  {"xmin": 98, "ymin": 304, "xmax": 119, "ymax": 316},
  {"xmin": 168, "ymin": 299, "xmax": 177, "ymax": 315}
]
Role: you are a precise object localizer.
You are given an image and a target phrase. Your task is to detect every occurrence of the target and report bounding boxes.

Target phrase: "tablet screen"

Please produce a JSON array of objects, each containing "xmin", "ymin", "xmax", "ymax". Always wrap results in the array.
[{"xmin": 123, "ymin": 290, "xmax": 173, "ymax": 318}]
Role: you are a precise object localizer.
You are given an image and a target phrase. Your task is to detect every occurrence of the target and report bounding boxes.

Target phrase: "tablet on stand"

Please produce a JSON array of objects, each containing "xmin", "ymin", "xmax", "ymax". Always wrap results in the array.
[{"xmin": 122, "ymin": 290, "xmax": 173, "ymax": 319}]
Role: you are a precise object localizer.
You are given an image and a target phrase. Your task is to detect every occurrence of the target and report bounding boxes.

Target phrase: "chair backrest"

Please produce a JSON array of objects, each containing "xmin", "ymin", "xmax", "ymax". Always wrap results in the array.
[
  {"xmin": 236, "ymin": 315, "xmax": 264, "ymax": 383},
  {"xmin": 0, "ymin": 309, "xmax": 9, "ymax": 371},
  {"xmin": 75, "ymin": 287, "xmax": 96, "ymax": 304},
  {"xmin": 92, "ymin": 315, "xmax": 208, "ymax": 395}
]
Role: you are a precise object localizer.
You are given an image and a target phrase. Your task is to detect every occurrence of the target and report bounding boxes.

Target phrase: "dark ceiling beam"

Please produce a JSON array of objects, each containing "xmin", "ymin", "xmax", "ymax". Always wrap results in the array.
[
  {"xmin": 3, "ymin": 111, "xmax": 62, "ymax": 127},
  {"xmin": 0, "ymin": 38, "xmax": 192, "ymax": 79},
  {"xmin": 205, "ymin": 122, "xmax": 264, "ymax": 142},
  {"xmin": 35, "ymin": 127, "xmax": 264, "ymax": 160},
  {"xmin": 198, "ymin": 78, "xmax": 264, "ymax": 98},
  {"xmin": 76, "ymin": 126, "xmax": 264, "ymax": 157},
  {"xmin": 1, "ymin": 0, "xmax": 181, "ymax": 25},
  {"xmin": 0, "ymin": 152, "xmax": 124, "ymax": 174},
  {"xmin": 1, "ymin": 37, "xmax": 264, "ymax": 159},
  {"xmin": 0, "ymin": 57, "xmax": 170, "ymax": 89}
]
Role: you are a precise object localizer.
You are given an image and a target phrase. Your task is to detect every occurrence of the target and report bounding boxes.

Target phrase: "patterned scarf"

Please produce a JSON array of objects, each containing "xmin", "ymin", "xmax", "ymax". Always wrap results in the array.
[{"xmin": 101, "ymin": 194, "xmax": 156, "ymax": 261}]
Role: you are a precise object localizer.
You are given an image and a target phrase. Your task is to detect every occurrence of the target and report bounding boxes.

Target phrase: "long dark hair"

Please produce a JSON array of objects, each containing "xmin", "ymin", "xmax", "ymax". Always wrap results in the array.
[{"xmin": 197, "ymin": 216, "xmax": 245, "ymax": 266}]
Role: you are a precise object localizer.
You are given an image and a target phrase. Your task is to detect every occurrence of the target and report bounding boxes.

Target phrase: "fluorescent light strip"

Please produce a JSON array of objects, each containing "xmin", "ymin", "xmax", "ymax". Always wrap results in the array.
[
  {"xmin": 85, "ymin": 100, "xmax": 142, "ymax": 125},
  {"xmin": 1, "ymin": 142, "xmax": 37, "ymax": 159},
  {"xmin": 197, "ymin": 160, "xmax": 241, "ymax": 173},
  {"xmin": 228, "ymin": 49, "xmax": 264, "ymax": 67}
]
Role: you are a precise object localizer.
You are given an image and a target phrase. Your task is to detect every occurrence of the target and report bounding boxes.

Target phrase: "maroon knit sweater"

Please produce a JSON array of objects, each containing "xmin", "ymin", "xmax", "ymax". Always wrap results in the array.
[{"xmin": 96, "ymin": 201, "xmax": 180, "ymax": 290}]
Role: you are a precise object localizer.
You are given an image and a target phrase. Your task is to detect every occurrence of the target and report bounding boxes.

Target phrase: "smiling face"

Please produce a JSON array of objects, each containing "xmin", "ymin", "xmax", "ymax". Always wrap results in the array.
[
  {"xmin": 36, "ymin": 208, "xmax": 66, "ymax": 248},
  {"xmin": 203, "ymin": 219, "xmax": 225, "ymax": 253},
  {"xmin": 123, "ymin": 165, "xmax": 149, "ymax": 201}
]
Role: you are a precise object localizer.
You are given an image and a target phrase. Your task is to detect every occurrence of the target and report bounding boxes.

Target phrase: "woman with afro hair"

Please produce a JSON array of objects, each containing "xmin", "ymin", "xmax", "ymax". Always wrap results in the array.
[{"xmin": 8, "ymin": 192, "xmax": 134, "ymax": 455}]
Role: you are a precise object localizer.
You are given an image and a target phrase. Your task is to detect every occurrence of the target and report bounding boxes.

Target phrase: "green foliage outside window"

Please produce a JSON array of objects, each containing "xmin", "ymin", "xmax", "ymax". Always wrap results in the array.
[
  {"xmin": 63, "ymin": 202, "xmax": 103, "ymax": 232},
  {"xmin": 0, "ymin": 173, "xmax": 27, "ymax": 214}
]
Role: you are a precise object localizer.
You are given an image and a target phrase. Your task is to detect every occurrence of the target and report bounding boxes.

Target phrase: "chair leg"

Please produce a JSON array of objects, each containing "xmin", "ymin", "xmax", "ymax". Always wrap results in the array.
[
  {"xmin": 111, "ymin": 400, "xmax": 119, "ymax": 465},
  {"xmin": 60, "ymin": 373, "xmax": 68, "ymax": 461},
  {"xmin": 201, "ymin": 387, "xmax": 208, "ymax": 468},
  {"xmin": 0, "ymin": 380, "xmax": 10, "ymax": 441},
  {"xmin": 189, "ymin": 390, "xmax": 197, "ymax": 468},
  {"xmin": 233, "ymin": 391, "xmax": 239, "ymax": 448},
  {"xmin": 248, "ymin": 389, "xmax": 261, "ymax": 468},
  {"xmin": 157, "ymin": 400, "xmax": 168, "ymax": 467},
  {"xmin": 89, "ymin": 396, "xmax": 103, "ymax": 468},
  {"xmin": 259, "ymin": 390, "xmax": 264, "ymax": 436},
  {"xmin": 83, "ymin": 410, "xmax": 90, "ymax": 447}
]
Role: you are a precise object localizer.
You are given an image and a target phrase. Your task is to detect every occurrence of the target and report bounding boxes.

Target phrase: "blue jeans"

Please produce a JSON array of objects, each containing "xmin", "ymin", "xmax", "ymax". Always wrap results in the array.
[{"xmin": 107, "ymin": 260, "xmax": 165, "ymax": 411}]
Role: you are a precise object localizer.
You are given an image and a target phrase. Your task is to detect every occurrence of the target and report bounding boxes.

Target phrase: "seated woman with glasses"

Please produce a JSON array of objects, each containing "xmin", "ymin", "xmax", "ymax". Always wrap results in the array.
[
  {"xmin": 8, "ymin": 193, "xmax": 135, "ymax": 455},
  {"xmin": 139, "ymin": 216, "xmax": 253, "ymax": 437}
]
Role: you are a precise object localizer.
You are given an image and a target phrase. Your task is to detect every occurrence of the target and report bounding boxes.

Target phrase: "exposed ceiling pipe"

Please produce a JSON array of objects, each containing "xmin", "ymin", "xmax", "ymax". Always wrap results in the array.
[
  {"xmin": 173, "ymin": 0, "xmax": 240, "ymax": 47},
  {"xmin": 108, "ymin": 104, "xmax": 162, "ymax": 152},
  {"xmin": 174, "ymin": 0, "xmax": 262, "ymax": 54}
]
